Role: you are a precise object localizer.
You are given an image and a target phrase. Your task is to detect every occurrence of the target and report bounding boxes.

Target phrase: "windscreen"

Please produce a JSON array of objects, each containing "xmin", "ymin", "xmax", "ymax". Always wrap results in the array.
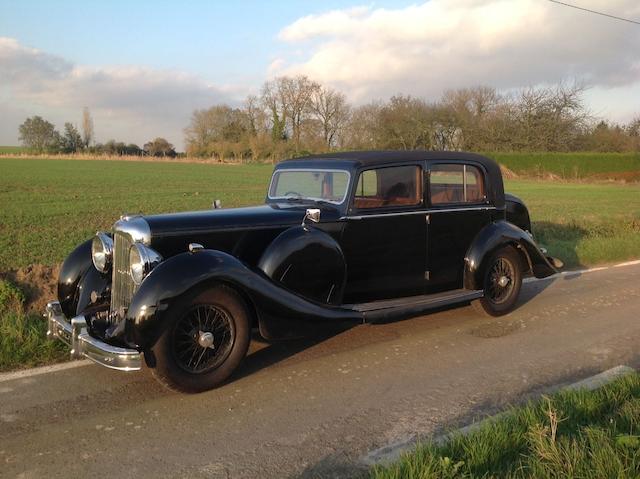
[{"xmin": 268, "ymin": 169, "xmax": 350, "ymax": 204}]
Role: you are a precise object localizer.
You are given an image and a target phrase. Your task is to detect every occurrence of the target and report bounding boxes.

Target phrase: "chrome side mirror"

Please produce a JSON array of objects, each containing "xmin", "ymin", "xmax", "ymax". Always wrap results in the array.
[
  {"xmin": 302, "ymin": 208, "xmax": 321, "ymax": 227},
  {"xmin": 212, "ymin": 199, "xmax": 222, "ymax": 209}
]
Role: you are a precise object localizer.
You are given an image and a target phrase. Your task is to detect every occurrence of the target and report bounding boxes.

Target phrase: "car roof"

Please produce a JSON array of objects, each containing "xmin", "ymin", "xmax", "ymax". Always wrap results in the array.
[
  {"xmin": 280, "ymin": 150, "xmax": 498, "ymax": 170},
  {"xmin": 277, "ymin": 150, "xmax": 506, "ymax": 209}
]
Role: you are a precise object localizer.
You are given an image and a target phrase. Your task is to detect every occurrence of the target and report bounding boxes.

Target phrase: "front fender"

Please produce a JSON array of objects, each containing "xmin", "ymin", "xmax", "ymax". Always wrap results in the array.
[
  {"xmin": 124, "ymin": 250, "xmax": 361, "ymax": 349},
  {"xmin": 57, "ymin": 238, "xmax": 111, "ymax": 318},
  {"xmin": 464, "ymin": 220, "xmax": 556, "ymax": 290},
  {"xmin": 258, "ymin": 226, "xmax": 346, "ymax": 305}
]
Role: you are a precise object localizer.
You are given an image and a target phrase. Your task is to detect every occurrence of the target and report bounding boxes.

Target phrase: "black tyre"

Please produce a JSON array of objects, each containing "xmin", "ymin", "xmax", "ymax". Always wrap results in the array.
[
  {"xmin": 472, "ymin": 246, "xmax": 523, "ymax": 317},
  {"xmin": 149, "ymin": 284, "xmax": 251, "ymax": 393}
]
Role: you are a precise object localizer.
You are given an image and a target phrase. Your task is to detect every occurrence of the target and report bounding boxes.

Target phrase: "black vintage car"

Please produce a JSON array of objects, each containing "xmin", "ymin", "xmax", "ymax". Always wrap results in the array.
[{"xmin": 46, "ymin": 151, "xmax": 560, "ymax": 392}]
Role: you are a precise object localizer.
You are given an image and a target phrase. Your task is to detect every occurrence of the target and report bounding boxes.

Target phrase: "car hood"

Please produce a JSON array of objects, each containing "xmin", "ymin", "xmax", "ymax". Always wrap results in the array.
[{"xmin": 142, "ymin": 203, "xmax": 339, "ymax": 237}]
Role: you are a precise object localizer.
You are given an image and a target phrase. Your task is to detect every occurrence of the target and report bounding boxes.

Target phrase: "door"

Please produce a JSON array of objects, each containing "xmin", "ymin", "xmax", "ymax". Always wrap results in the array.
[
  {"xmin": 340, "ymin": 164, "xmax": 428, "ymax": 303},
  {"xmin": 427, "ymin": 162, "xmax": 491, "ymax": 291}
]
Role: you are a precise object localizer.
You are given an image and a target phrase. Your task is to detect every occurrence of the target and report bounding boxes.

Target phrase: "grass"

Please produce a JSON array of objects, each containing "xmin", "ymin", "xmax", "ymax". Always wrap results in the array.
[
  {"xmin": 0, "ymin": 158, "xmax": 273, "ymax": 269},
  {"xmin": 0, "ymin": 157, "xmax": 638, "ymax": 270},
  {"xmin": 0, "ymin": 145, "xmax": 28, "ymax": 155},
  {"xmin": 506, "ymin": 181, "xmax": 640, "ymax": 268},
  {"xmin": 371, "ymin": 371, "xmax": 640, "ymax": 478},
  {"xmin": 0, "ymin": 278, "xmax": 66, "ymax": 371},
  {"xmin": 489, "ymin": 152, "xmax": 640, "ymax": 180}
]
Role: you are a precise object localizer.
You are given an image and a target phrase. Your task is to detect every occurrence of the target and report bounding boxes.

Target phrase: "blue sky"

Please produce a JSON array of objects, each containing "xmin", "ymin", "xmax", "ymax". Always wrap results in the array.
[
  {"xmin": 1, "ymin": 0, "xmax": 639, "ymax": 149},
  {"xmin": 0, "ymin": 0, "xmax": 409, "ymax": 89}
]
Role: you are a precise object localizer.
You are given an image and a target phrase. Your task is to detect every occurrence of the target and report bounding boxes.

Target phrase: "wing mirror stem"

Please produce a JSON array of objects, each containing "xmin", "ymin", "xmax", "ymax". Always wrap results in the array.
[{"xmin": 302, "ymin": 208, "xmax": 321, "ymax": 229}]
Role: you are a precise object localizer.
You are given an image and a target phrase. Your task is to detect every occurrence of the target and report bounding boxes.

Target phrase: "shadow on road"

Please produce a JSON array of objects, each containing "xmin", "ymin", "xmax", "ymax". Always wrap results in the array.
[{"xmin": 235, "ymin": 326, "xmax": 356, "ymax": 381}]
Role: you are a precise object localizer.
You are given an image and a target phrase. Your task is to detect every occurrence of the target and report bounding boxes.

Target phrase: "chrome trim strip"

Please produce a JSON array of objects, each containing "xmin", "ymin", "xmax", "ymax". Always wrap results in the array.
[
  {"xmin": 343, "ymin": 206, "xmax": 496, "ymax": 220},
  {"xmin": 46, "ymin": 301, "xmax": 142, "ymax": 371}
]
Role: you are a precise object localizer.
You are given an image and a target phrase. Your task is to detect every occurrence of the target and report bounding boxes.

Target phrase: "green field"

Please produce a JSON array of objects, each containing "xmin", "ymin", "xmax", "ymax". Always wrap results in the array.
[
  {"xmin": 489, "ymin": 152, "xmax": 640, "ymax": 180},
  {"xmin": 0, "ymin": 157, "xmax": 639, "ymax": 271},
  {"xmin": 0, "ymin": 146, "xmax": 28, "ymax": 155},
  {"xmin": 371, "ymin": 372, "xmax": 640, "ymax": 478}
]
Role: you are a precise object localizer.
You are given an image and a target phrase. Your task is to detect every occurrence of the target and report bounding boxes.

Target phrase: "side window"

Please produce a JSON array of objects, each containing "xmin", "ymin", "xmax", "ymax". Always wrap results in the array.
[
  {"xmin": 429, "ymin": 164, "xmax": 486, "ymax": 205},
  {"xmin": 354, "ymin": 165, "xmax": 423, "ymax": 209}
]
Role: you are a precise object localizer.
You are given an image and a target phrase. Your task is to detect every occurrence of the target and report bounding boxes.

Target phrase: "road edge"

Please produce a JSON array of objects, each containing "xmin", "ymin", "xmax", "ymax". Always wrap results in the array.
[{"xmin": 361, "ymin": 365, "xmax": 637, "ymax": 466}]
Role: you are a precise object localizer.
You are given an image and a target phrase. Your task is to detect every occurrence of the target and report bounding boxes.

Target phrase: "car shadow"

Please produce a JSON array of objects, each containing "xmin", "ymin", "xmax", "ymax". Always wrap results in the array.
[
  {"xmin": 531, "ymin": 220, "xmax": 589, "ymax": 271},
  {"xmin": 234, "ymin": 326, "xmax": 356, "ymax": 381}
]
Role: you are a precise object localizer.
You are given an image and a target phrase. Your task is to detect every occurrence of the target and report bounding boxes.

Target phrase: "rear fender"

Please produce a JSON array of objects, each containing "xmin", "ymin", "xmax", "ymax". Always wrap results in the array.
[
  {"xmin": 124, "ymin": 250, "xmax": 361, "ymax": 349},
  {"xmin": 464, "ymin": 220, "xmax": 556, "ymax": 290}
]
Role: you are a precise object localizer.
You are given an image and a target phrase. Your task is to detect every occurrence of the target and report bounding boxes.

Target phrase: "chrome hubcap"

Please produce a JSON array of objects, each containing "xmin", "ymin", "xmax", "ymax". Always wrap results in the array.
[
  {"xmin": 498, "ymin": 275, "xmax": 510, "ymax": 288},
  {"xmin": 198, "ymin": 331, "xmax": 215, "ymax": 349}
]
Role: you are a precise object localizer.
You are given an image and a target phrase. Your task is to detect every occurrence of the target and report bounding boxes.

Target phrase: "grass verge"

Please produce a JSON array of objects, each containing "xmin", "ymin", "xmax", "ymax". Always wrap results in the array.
[
  {"xmin": 0, "ymin": 279, "xmax": 66, "ymax": 371},
  {"xmin": 371, "ymin": 371, "xmax": 640, "ymax": 478}
]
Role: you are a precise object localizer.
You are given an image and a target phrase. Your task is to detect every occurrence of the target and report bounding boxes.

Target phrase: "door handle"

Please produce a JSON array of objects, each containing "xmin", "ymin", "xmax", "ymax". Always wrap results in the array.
[{"xmin": 425, "ymin": 214, "xmax": 430, "ymax": 225}]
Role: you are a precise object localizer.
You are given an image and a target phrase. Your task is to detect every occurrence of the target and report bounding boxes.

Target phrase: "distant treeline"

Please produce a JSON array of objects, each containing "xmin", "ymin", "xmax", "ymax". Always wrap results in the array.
[
  {"xmin": 184, "ymin": 77, "xmax": 640, "ymax": 161},
  {"xmin": 17, "ymin": 109, "xmax": 177, "ymax": 157},
  {"xmin": 15, "ymin": 78, "xmax": 640, "ymax": 162}
]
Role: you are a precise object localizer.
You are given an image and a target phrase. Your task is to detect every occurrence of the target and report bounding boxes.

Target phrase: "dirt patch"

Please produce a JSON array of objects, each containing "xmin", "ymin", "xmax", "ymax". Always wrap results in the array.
[
  {"xmin": 588, "ymin": 171, "xmax": 640, "ymax": 183},
  {"xmin": 469, "ymin": 320, "xmax": 522, "ymax": 338},
  {"xmin": 0, "ymin": 264, "xmax": 60, "ymax": 314},
  {"xmin": 499, "ymin": 165, "xmax": 519, "ymax": 180}
]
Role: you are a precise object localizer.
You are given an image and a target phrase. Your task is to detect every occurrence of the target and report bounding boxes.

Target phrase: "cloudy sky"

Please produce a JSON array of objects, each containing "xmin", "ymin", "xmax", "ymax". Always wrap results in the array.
[{"xmin": 1, "ymin": 0, "xmax": 639, "ymax": 150}]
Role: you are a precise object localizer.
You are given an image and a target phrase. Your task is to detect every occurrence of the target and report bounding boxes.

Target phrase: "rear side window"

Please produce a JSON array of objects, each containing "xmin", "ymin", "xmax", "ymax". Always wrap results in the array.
[
  {"xmin": 429, "ymin": 164, "xmax": 486, "ymax": 205},
  {"xmin": 354, "ymin": 165, "xmax": 423, "ymax": 209}
]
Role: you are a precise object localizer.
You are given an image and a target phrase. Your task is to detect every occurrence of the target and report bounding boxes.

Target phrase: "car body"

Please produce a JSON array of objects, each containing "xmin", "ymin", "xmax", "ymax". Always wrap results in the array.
[{"xmin": 46, "ymin": 151, "xmax": 559, "ymax": 392}]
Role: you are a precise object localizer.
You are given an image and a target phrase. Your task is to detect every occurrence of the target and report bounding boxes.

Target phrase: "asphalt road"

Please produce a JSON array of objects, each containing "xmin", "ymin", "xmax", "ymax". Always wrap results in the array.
[{"xmin": 2, "ymin": 263, "xmax": 640, "ymax": 478}]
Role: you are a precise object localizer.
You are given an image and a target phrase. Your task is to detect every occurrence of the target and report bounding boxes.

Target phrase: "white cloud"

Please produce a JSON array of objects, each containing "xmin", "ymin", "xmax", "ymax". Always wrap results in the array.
[
  {"xmin": 0, "ymin": 37, "xmax": 237, "ymax": 149},
  {"xmin": 274, "ymin": 0, "xmax": 640, "ymax": 103}
]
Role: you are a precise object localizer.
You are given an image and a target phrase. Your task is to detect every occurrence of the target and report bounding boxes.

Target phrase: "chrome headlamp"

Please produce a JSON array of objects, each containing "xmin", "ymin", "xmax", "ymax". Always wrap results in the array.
[
  {"xmin": 91, "ymin": 232, "xmax": 114, "ymax": 273},
  {"xmin": 129, "ymin": 243, "xmax": 162, "ymax": 285}
]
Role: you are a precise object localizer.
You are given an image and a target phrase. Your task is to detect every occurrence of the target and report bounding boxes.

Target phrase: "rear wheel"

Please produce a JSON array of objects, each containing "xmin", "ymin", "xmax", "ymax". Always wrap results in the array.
[
  {"xmin": 149, "ymin": 285, "xmax": 250, "ymax": 393},
  {"xmin": 472, "ymin": 246, "xmax": 523, "ymax": 317}
]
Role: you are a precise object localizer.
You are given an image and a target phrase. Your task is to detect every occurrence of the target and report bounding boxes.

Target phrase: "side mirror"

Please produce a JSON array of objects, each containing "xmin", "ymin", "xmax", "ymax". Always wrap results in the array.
[
  {"xmin": 212, "ymin": 199, "xmax": 222, "ymax": 209},
  {"xmin": 302, "ymin": 208, "xmax": 321, "ymax": 227}
]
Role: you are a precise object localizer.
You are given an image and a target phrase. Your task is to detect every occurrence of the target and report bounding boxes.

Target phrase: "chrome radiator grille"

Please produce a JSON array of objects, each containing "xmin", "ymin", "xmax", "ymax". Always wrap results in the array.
[{"xmin": 110, "ymin": 230, "xmax": 136, "ymax": 318}]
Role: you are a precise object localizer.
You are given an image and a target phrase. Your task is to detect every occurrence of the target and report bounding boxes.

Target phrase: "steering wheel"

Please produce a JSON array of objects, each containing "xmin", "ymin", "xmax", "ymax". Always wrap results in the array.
[{"xmin": 284, "ymin": 191, "xmax": 303, "ymax": 198}]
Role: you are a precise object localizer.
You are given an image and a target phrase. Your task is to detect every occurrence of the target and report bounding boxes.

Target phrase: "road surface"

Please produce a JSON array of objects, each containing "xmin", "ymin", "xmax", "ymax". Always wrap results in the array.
[{"xmin": 1, "ymin": 263, "xmax": 639, "ymax": 478}]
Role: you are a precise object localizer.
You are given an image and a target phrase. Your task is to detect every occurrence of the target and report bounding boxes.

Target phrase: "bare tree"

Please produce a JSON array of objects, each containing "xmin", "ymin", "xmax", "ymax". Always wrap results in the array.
[
  {"xmin": 310, "ymin": 86, "xmax": 350, "ymax": 148},
  {"xmin": 261, "ymin": 78, "xmax": 288, "ymax": 142},
  {"xmin": 244, "ymin": 94, "xmax": 269, "ymax": 136},
  {"xmin": 343, "ymin": 102, "xmax": 383, "ymax": 150},
  {"xmin": 279, "ymin": 75, "xmax": 319, "ymax": 151},
  {"xmin": 184, "ymin": 105, "xmax": 250, "ymax": 159},
  {"xmin": 81, "ymin": 107, "xmax": 94, "ymax": 148},
  {"xmin": 377, "ymin": 95, "xmax": 434, "ymax": 150}
]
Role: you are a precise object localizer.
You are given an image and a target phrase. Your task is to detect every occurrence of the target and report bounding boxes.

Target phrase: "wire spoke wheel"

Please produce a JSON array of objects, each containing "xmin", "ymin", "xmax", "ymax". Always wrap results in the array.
[
  {"xmin": 171, "ymin": 304, "xmax": 236, "ymax": 374},
  {"xmin": 472, "ymin": 246, "xmax": 523, "ymax": 317},
  {"xmin": 486, "ymin": 257, "xmax": 515, "ymax": 304}
]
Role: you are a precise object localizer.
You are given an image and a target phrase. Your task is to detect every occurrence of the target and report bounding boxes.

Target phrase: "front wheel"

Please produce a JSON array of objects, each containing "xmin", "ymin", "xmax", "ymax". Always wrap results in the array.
[
  {"xmin": 472, "ymin": 246, "xmax": 523, "ymax": 317},
  {"xmin": 148, "ymin": 285, "xmax": 251, "ymax": 393}
]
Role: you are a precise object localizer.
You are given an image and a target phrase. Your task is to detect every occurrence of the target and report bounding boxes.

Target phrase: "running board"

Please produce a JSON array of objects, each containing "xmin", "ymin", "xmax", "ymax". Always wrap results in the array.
[{"xmin": 347, "ymin": 289, "xmax": 483, "ymax": 323}]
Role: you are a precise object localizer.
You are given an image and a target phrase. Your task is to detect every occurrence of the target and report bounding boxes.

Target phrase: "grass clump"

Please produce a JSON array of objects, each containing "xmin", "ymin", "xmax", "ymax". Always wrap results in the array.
[
  {"xmin": 0, "ymin": 279, "xmax": 66, "ymax": 371},
  {"xmin": 371, "ymin": 372, "xmax": 640, "ymax": 478}
]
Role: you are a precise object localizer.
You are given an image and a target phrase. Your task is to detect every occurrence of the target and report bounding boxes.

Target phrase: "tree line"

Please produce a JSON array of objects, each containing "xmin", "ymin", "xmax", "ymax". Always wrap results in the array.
[
  {"xmin": 17, "ymin": 107, "xmax": 177, "ymax": 157},
  {"xmin": 184, "ymin": 77, "xmax": 640, "ymax": 161},
  {"xmin": 16, "ymin": 78, "xmax": 640, "ymax": 161}
]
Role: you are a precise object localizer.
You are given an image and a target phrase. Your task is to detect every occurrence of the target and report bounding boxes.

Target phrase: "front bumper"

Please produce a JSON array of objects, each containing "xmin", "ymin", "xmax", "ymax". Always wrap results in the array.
[{"xmin": 45, "ymin": 301, "xmax": 142, "ymax": 371}]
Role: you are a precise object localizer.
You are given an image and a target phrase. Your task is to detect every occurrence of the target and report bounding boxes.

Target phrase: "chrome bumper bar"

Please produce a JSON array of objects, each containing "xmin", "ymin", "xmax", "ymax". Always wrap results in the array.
[{"xmin": 45, "ymin": 301, "xmax": 142, "ymax": 371}]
